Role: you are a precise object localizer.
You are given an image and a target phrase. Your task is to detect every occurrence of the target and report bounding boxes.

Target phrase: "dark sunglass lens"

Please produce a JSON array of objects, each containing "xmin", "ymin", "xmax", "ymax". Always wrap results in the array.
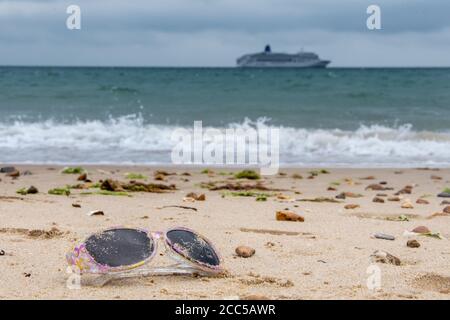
[
  {"xmin": 85, "ymin": 228, "xmax": 154, "ymax": 268},
  {"xmin": 166, "ymin": 229, "xmax": 220, "ymax": 267}
]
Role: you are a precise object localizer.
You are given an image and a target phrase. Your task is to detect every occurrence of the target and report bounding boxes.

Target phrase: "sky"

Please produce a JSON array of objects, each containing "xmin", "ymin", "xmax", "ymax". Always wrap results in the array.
[{"xmin": 0, "ymin": 0, "xmax": 450, "ymax": 67}]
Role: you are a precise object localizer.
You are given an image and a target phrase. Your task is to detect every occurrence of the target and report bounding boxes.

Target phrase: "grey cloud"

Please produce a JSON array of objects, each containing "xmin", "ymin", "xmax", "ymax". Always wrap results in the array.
[{"xmin": 0, "ymin": 0, "xmax": 449, "ymax": 66}]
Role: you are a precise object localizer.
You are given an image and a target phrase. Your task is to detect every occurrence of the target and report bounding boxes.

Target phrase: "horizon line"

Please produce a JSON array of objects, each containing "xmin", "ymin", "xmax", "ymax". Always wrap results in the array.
[{"xmin": 1, "ymin": 65, "xmax": 450, "ymax": 69}]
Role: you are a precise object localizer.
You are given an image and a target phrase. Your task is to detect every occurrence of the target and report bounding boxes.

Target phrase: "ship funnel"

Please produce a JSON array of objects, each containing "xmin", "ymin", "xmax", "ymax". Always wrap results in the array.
[{"xmin": 264, "ymin": 45, "xmax": 271, "ymax": 53}]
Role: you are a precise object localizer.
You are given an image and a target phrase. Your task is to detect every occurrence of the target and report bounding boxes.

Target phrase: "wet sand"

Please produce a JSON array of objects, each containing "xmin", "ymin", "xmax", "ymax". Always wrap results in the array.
[{"xmin": 0, "ymin": 165, "xmax": 449, "ymax": 299}]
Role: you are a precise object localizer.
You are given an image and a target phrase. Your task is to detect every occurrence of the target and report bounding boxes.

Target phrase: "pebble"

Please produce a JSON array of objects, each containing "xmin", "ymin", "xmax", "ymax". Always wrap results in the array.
[
  {"xmin": 440, "ymin": 200, "xmax": 450, "ymax": 205},
  {"xmin": 373, "ymin": 197, "xmax": 385, "ymax": 203},
  {"xmin": 77, "ymin": 173, "xmax": 87, "ymax": 181},
  {"xmin": 407, "ymin": 240, "xmax": 420, "ymax": 248},
  {"xmin": 388, "ymin": 196, "xmax": 401, "ymax": 202},
  {"xmin": 401, "ymin": 202, "xmax": 414, "ymax": 209},
  {"xmin": 437, "ymin": 192, "xmax": 450, "ymax": 198},
  {"xmin": 6, "ymin": 170, "xmax": 20, "ymax": 178},
  {"xmin": 374, "ymin": 233, "xmax": 395, "ymax": 241},
  {"xmin": 344, "ymin": 204, "xmax": 360, "ymax": 210},
  {"xmin": 240, "ymin": 295, "xmax": 270, "ymax": 300},
  {"xmin": 27, "ymin": 186, "xmax": 38, "ymax": 194},
  {"xmin": 0, "ymin": 250, "xmax": 5, "ymax": 256},
  {"xmin": 276, "ymin": 210, "xmax": 304, "ymax": 222},
  {"xmin": 72, "ymin": 203, "xmax": 81, "ymax": 208},
  {"xmin": 0, "ymin": 166, "xmax": 17, "ymax": 173},
  {"xmin": 412, "ymin": 226, "xmax": 430, "ymax": 234},
  {"xmin": 371, "ymin": 250, "xmax": 401, "ymax": 266},
  {"xmin": 87, "ymin": 210, "xmax": 105, "ymax": 216},
  {"xmin": 235, "ymin": 246, "xmax": 255, "ymax": 258},
  {"xmin": 443, "ymin": 206, "xmax": 450, "ymax": 214},
  {"xmin": 416, "ymin": 199, "xmax": 429, "ymax": 205},
  {"xmin": 185, "ymin": 192, "xmax": 206, "ymax": 201}
]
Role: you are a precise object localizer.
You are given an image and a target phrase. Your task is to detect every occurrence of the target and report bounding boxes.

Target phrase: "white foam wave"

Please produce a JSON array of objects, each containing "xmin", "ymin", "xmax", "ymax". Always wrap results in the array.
[{"xmin": 1, "ymin": 116, "xmax": 450, "ymax": 167}]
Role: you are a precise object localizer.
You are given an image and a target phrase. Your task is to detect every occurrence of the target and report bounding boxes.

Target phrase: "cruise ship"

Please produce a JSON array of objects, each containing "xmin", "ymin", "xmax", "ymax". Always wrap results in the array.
[{"xmin": 236, "ymin": 45, "xmax": 330, "ymax": 68}]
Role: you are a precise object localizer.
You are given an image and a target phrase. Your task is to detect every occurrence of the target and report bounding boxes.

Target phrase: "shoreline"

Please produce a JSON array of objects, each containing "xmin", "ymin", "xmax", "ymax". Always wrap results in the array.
[{"xmin": 1, "ymin": 165, "xmax": 449, "ymax": 299}]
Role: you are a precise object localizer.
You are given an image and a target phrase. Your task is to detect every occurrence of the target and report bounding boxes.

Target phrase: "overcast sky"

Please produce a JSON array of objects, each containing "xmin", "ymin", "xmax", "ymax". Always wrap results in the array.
[{"xmin": 0, "ymin": 0, "xmax": 449, "ymax": 67}]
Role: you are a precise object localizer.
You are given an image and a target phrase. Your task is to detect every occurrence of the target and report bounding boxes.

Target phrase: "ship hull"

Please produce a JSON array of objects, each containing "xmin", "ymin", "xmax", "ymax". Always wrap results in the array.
[{"xmin": 237, "ymin": 60, "xmax": 330, "ymax": 68}]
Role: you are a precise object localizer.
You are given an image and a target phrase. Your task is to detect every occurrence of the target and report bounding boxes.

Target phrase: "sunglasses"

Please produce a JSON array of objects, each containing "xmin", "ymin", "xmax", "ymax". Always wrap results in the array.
[{"xmin": 66, "ymin": 227, "xmax": 224, "ymax": 286}]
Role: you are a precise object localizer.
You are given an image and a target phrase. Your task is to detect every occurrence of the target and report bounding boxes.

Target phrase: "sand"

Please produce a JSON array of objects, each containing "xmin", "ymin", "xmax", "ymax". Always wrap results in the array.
[{"xmin": 0, "ymin": 165, "xmax": 449, "ymax": 300}]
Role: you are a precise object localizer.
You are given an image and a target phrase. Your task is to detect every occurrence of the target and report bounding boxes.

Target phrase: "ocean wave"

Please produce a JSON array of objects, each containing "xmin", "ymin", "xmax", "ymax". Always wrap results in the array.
[{"xmin": 1, "ymin": 116, "xmax": 450, "ymax": 167}]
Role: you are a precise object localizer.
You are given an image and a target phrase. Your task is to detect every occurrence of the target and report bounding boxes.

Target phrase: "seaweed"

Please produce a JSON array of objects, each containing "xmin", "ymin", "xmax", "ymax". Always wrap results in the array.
[
  {"xmin": 234, "ymin": 170, "xmax": 261, "ymax": 180},
  {"xmin": 16, "ymin": 188, "xmax": 27, "ymax": 195},
  {"xmin": 61, "ymin": 167, "xmax": 85, "ymax": 174},
  {"xmin": 125, "ymin": 173, "xmax": 148, "ymax": 180},
  {"xmin": 81, "ymin": 190, "xmax": 131, "ymax": 197},
  {"xmin": 48, "ymin": 187, "xmax": 71, "ymax": 196}
]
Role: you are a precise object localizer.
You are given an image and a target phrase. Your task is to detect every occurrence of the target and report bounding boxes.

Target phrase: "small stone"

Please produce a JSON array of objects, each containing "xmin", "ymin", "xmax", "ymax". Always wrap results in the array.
[
  {"xmin": 327, "ymin": 187, "xmax": 337, "ymax": 191},
  {"xmin": 336, "ymin": 193, "xmax": 346, "ymax": 199},
  {"xmin": 416, "ymin": 199, "xmax": 429, "ymax": 205},
  {"xmin": 241, "ymin": 295, "xmax": 270, "ymax": 300},
  {"xmin": 360, "ymin": 176, "xmax": 375, "ymax": 180},
  {"xmin": 438, "ymin": 192, "xmax": 450, "ymax": 198},
  {"xmin": 0, "ymin": 166, "xmax": 17, "ymax": 173},
  {"xmin": 440, "ymin": 200, "xmax": 450, "ymax": 205},
  {"xmin": 371, "ymin": 250, "xmax": 401, "ymax": 266},
  {"xmin": 407, "ymin": 240, "xmax": 420, "ymax": 248},
  {"xmin": 196, "ymin": 194, "xmax": 206, "ymax": 201},
  {"xmin": 374, "ymin": 233, "xmax": 395, "ymax": 241},
  {"xmin": 395, "ymin": 185, "xmax": 413, "ymax": 195},
  {"xmin": 6, "ymin": 170, "xmax": 20, "ymax": 178},
  {"xmin": 27, "ymin": 186, "xmax": 38, "ymax": 194},
  {"xmin": 87, "ymin": 210, "xmax": 104, "ymax": 216},
  {"xmin": 185, "ymin": 192, "xmax": 205, "ymax": 201},
  {"xmin": 72, "ymin": 203, "xmax": 81, "ymax": 208},
  {"xmin": 344, "ymin": 204, "xmax": 360, "ymax": 210},
  {"xmin": 401, "ymin": 202, "xmax": 414, "ymax": 209},
  {"xmin": 235, "ymin": 246, "xmax": 255, "ymax": 258},
  {"xmin": 412, "ymin": 226, "xmax": 430, "ymax": 234},
  {"xmin": 443, "ymin": 206, "xmax": 450, "ymax": 214},
  {"xmin": 0, "ymin": 250, "xmax": 5, "ymax": 256},
  {"xmin": 366, "ymin": 184, "xmax": 392, "ymax": 191},
  {"xmin": 373, "ymin": 197, "xmax": 385, "ymax": 203},
  {"xmin": 77, "ymin": 173, "xmax": 87, "ymax": 181},
  {"xmin": 276, "ymin": 211, "xmax": 304, "ymax": 222},
  {"xmin": 154, "ymin": 174, "xmax": 165, "ymax": 181},
  {"xmin": 376, "ymin": 193, "xmax": 388, "ymax": 197},
  {"xmin": 431, "ymin": 175, "xmax": 442, "ymax": 180},
  {"xmin": 388, "ymin": 196, "xmax": 401, "ymax": 202}
]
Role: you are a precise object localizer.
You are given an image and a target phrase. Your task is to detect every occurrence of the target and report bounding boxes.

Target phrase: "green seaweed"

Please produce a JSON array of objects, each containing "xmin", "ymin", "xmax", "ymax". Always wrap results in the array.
[
  {"xmin": 443, "ymin": 188, "xmax": 450, "ymax": 194},
  {"xmin": 125, "ymin": 173, "xmax": 148, "ymax": 180},
  {"xmin": 201, "ymin": 169, "xmax": 214, "ymax": 174},
  {"xmin": 224, "ymin": 191, "xmax": 272, "ymax": 198},
  {"xmin": 61, "ymin": 167, "xmax": 85, "ymax": 174},
  {"xmin": 16, "ymin": 188, "xmax": 28, "ymax": 195},
  {"xmin": 234, "ymin": 170, "xmax": 261, "ymax": 180},
  {"xmin": 81, "ymin": 190, "xmax": 131, "ymax": 197},
  {"xmin": 330, "ymin": 181, "xmax": 341, "ymax": 186},
  {"xmin": 48, "ymin": 187, "xmax": 71, "ymax": 196}
]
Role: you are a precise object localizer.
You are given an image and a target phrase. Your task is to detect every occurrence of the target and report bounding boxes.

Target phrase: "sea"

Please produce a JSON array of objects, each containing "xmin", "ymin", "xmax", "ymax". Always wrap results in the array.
[{"xmin": 1, "ymin": 66, "xmax": 450, "ymax": 167}]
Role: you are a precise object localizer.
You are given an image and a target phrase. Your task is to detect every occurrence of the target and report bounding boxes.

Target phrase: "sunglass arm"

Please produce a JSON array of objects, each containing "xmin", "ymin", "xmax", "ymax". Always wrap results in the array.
[{"xmin": 90, "ymin": 264, "xmax": 212, "ymax": 287}]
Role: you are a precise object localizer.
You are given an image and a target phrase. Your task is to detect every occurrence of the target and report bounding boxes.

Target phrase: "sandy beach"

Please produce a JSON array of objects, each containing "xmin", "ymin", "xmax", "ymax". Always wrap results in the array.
[{"xmin": 0, "ymin": 165, "xmax": 449, "ymax": 300}]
